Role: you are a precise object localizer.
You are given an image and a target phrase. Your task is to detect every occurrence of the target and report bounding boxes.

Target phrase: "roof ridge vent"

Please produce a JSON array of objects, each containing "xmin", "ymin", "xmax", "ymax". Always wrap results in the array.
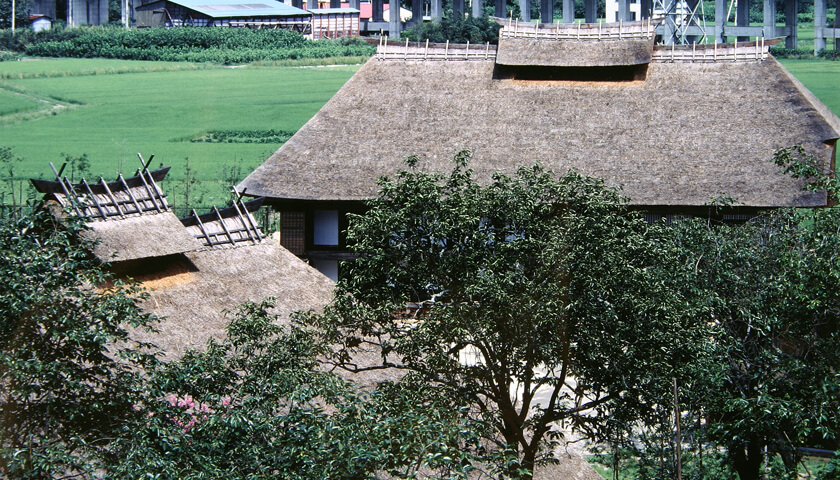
[{"xmin": 497, "ymin": 17, "xmax": 658, "ymax": 42}]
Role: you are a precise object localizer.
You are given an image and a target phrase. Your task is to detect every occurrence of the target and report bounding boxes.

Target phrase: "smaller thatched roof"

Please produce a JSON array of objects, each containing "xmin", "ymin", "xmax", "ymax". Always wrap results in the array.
[
  {"xmin": 31, "ymin": 167, "xmax": 203, "ymax": 262},
  {"xmin": 85, "ymin": 212, "xmax": 203, "ymax": 262},
  {"xmin": 494, "ymin": 19, "xmax": 656, "ymax": 67},
  {"xmin": 496, "ymin": 37, "xmax": 653, "ymax": 67},
  {"xmin": 132, "ymin": 240, "xmax": 334, "ymax": 357}
]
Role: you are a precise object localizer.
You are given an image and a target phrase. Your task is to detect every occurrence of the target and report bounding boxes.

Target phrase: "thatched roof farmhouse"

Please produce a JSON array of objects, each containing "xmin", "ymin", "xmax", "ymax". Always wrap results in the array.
[
  {"xmin": 238, "ymin": 19, "xmax": 840, "ymax": 278},
  {"xmin": 31, "ymin": 166, "xmax": 334, "ymax": 357}
]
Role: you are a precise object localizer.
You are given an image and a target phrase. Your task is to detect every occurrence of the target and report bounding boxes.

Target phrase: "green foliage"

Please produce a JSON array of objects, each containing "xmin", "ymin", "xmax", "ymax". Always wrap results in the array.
[
  {"xmin": 307, "ymin": 151, "xmax": 711, "ymax": 478},
  {"xmin": 0, "ymin": 209, "xmax": 158, "ymax": 479},
  {"xmin": 403, "ymin": 15, "xmax": 500, "ymax": 44},
  {"xmin": 108, "ymin": 298, "xmax": 481, "ymax": 479},
  {"xmin": 773, "ymin": 144, "xmax": 840, "ymax": 200},
  {"xmin": 0, "ymin": 0, "xmax": 33, "ymax": 30},
  {"xmin": 191, "ymin": 129, "xmax": 296, "ymax": 144},
  {"xmin": 658, "ymin": 188, "xmax": 840, "ymax": 480},
  {"xmin": 11, "ymin": 26, "xmax": 375, "ymax": 64}
]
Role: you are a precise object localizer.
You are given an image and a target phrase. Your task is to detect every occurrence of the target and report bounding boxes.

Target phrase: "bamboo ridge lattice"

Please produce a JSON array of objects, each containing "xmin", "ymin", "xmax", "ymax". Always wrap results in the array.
[
  {"xmin": 376, "ymin": 38, "xmax": 495, "ymax": 61},
  {"xmin": 652, "ymin": 38, "xmax": 776, "ymax": 62},
  {"xmin": 181, "ymin": 195, "xmax": 266, "ymax": 248},
  {"xmin": 31, "ymin": 154, "xmax": 170, "ymax": 220}
]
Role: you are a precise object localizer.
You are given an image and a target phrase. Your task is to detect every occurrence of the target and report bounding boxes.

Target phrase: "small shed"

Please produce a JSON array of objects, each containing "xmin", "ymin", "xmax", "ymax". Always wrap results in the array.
[
  {"xmin": 29, "ymin": 14, "xmax": 53, "ymax": 32},
  {"xmin": 136, "ymin": 0, "xmax": 311, "ymax": 31}
]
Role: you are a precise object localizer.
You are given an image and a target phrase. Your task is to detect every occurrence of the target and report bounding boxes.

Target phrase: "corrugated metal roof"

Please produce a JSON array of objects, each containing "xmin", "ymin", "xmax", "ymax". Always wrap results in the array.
[{"xmin": 168, "ymin": 0, "xmax": 310, "ymax": 17}]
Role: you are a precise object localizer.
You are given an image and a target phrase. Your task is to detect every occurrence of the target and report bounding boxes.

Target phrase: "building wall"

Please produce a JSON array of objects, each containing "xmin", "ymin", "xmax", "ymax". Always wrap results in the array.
[
  {"xmin": 68, "ymin": 0, "xmax": 109, "ymax": 25},
  {"xmin": 30, "ymin": 0, "xmax": 56, "ymax": 20},
  {"xmin": 311, "ymin": 11, "xmax": 360, "ymax": 38}
]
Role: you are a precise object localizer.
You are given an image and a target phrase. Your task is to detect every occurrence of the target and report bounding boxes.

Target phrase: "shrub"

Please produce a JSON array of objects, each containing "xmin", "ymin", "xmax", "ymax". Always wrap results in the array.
[{"xmin": 13, "ymin": 26, "xmax": 374, "ymax": 64}]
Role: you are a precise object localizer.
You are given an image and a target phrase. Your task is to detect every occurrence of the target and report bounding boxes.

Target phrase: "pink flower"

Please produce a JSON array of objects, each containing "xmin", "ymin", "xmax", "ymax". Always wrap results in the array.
[
  {"xmin": 221, "ymin": 396, "xmax": 231, "ymax": 407},
  {"xmin": 168, "ymin": 394, "xmax": 178, "ymax": 406}
]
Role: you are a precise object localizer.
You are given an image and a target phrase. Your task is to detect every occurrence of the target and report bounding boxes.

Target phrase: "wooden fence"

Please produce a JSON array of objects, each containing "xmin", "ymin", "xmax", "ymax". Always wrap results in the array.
[{"xmin": 376, "ymin": 38, "xmax": 496, "ymax": 61}]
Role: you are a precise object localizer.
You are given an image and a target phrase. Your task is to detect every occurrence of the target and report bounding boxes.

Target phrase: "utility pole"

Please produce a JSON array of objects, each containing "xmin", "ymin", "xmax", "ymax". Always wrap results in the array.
[{"xmin": 11, "ymin": 0, "xmax": 15, "ymax": 33}]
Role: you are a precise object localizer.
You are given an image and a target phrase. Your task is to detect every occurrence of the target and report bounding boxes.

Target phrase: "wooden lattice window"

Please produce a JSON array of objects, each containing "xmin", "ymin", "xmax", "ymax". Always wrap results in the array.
[{"xmin": 280, "ymin": 212, "xmax": 305, "ymax": 255}]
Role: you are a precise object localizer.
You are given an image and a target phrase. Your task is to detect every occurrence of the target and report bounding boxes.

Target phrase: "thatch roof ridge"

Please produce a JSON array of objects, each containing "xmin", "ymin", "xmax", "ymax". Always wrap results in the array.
[
  {"xmin": 85, "ymin": 211, "xmax": 204, "ymax": 262},
  {"xmin": 239, "ymin": 56, "xmax": 835, "ymax": 208}
]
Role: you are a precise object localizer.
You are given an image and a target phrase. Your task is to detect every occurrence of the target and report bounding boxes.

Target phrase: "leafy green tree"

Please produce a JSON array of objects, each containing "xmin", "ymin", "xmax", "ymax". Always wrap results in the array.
[
  {"xmin": 0, "ymin": 0, "xmax": 31, "ymax": 30},
  {"xmin": 0, "ymin": 209, "xmax": 158, "ymax": 479},
  {"xmin": 668, "ymin": 207, "xmax": 840, "ymax": 480},
  {"xmin": 306, "ymin": 151, "xmax": 712, "ymax": 479},
  {"xmin": 656, "ymin": 147, "xmax": 840, "ymax": 480},
  {"xmin": 403, "ymin": 14, "xmax": 500, "ymax": 44},
  {"xmin": 108, "ymin": 298, "xmax": 482, "ymax": 479}
]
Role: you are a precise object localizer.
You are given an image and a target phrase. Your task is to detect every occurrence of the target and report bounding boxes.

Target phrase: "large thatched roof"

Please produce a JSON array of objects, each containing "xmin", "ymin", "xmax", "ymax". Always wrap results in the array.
[{"xmin": 240, "ymin": 35, "xmax": 839, "ymax": 209}]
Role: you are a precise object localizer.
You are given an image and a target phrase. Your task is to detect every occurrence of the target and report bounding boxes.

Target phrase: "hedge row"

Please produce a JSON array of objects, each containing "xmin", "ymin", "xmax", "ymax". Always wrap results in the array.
[
  {"xmin": 2, "ymin": 26, "xmax": 375, "ymax": 64},
  {"xmin": 770, "ymin": 46, "xmax": 840, "ymax": 60}
]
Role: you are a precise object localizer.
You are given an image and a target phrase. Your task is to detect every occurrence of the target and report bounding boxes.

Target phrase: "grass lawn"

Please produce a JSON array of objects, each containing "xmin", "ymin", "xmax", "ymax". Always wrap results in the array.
[
  {"xmin": 0, "ymin": 58, "xmax": 361, "ymax": 207},
  {"xmin": 778, "ymin": 59, "xmax": 840, "ymax": 116}
]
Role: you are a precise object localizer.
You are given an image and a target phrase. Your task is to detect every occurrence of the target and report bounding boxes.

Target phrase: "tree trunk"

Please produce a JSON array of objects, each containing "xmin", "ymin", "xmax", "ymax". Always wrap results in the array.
[
  {"xmin": 732, "ymin": 438, "xmax": 763, "ymax": 480},
  {"xmin": 519, "ymin": 446, "xmax": 537, "ymax": 480}
]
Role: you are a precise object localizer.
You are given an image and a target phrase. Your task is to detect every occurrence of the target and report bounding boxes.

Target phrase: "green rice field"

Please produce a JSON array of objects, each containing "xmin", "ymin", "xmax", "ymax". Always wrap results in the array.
[
  {"xmin": 779, "ymin": 59, "xmax": 840, "ymax": 115},
  {"xmin": 0, "ymin": 56, "xmax": 837, "ymax": 209},
  {"xmin": 0, "ymin": 58, "xmax": 361, "ymax": 207}
]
